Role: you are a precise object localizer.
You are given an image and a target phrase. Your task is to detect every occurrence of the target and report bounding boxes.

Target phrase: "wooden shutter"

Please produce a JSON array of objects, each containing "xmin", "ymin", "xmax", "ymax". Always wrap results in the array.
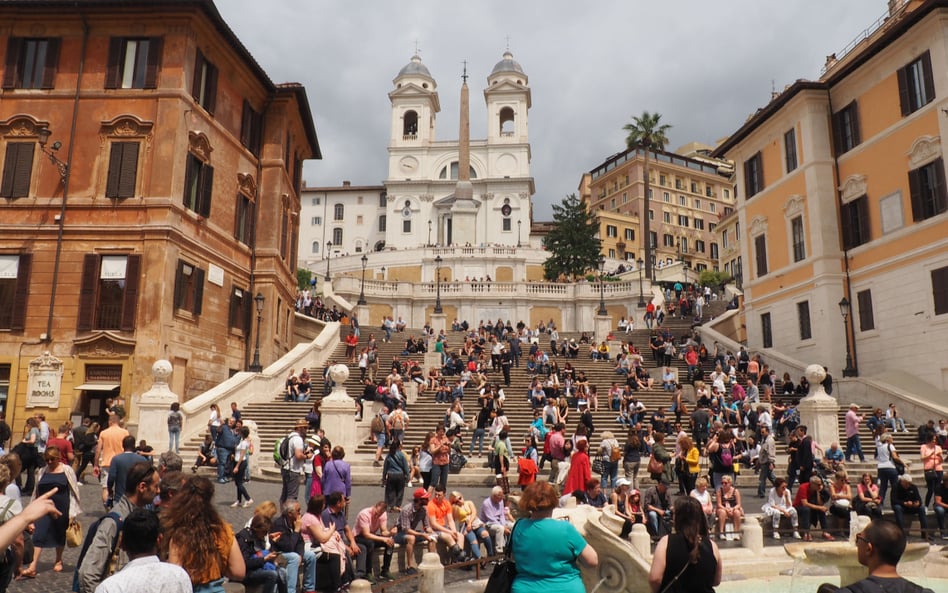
[
  {"xmin": 908, "ymin": 167, "xmax": 923, "ymax": 221},
  {"xmin": 40, "ymin": 38, "xmax": 60, "ymax": 89},
  {"xmin": 1, "ymin": 143, "xmax": 34, "ymax": 198},
  {"xmin": 932, "ymin": 267, "xmax": 948, "ymax": 316},
  {"xmin": 850, "ymin": 103, "xmax": 861, "ymax": 147},
  {"xmin": 120, "ymin": 254, "xmax": 140, "ymax": 331},
  {"xmin": 106, "ymin": 142, "xmax": 139, "ymax": 198},
  {"xmin": 2, "ymin": 38, "xmax": 22, "ymax": 89},
  {"xmin": 228, "ymin": 286, "xmax": 239, "ymax": 329},
  {"xmin": 104, "ymin": 38, "xmax": 123, "ymax": 89},
  {"xmin": 77, "ymin": 254, "xmax": 100, "ymax": 331},
  {"xmin": 193, "ymin": 267, "xmax": 205, "ymax": 316},
  {"xmin": 199, "ymin": 164, "xmax": 214, "ymax": 217},
  {"xmin": 897, "ymin": 63, "xmax": 911, "ymax": 116},
  {"xmin": 10, "ymin": 253, "xmax": 31, "ymax": 331},
  {"xmin": 173, "ymin": 260, "xmax": 186, "ymax": 310},
  {"xmin": 143, "ymin": 37, "xmax": 162, "ymax": 89},
  {"xmin": 204, "ymin": 63, "xmax": 218, "ymax": 115},
  {"xmin": 191, "ymin": 50, "xmax": 204, "ymax": 102},
  {"xmin": 921, "ymin": 51, "xmax": 935, "ymax": 107},
  {"xmin": 241, "ymin": 101, "xmax": 252, "ymax": 148}
]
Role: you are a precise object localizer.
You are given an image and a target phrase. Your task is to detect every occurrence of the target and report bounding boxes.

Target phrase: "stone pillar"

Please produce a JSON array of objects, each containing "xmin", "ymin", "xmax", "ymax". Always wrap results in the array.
[
  {"xmin": 319, "ymin": 364, "xmax": 359, "ymax": 453},
  {"xmin": 430, "ymin": 312, "xmax": 446, "ymax": 335},
  {"xmin": 349, "ymin": 579, "xmax": 372, "ymax": 593},
  {"xmin": 404, "ymin": 381, "xmax": 418, "ymax": 405},
  {"xmin": 135, "ymin": 360, "xmax": 179, "ymax": 450},
  {"xmin": 594, "ymin": 314, "xmax": 612, "ymax": 344},
  {"xmin": 629, "ymin": 523, "xmax": 651, "ymax": 558},
  {"xmin": 742, "ymin": 519, "xmax": 763, "ymax": 553},
  {"xmin": 797, "ymin": 364, "xmax": 840, "ymax": 448},
  {"xmin": 417, "ymin": 552, "xmax": 444, "ymax": 593}
]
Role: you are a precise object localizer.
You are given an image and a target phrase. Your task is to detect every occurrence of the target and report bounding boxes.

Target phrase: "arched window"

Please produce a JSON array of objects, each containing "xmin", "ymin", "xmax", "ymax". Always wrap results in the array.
[
  {"xmin": 332, "ymin": 228, "xmax": 343, "ymax": 245},
  {"xmin": 333, "ymin": 203, "xmax": 344, "ymax": 220},
  {"xmin": 403, "ymin": 110, "xmax": 418, "ymax": 137},
  {"xmin": 499, "ymin": 107, "xmax": 515, "ymax": 136},
  {"xmin": 438, "ymin": 162, "xmax": 477, "ymax": 180},
  {"xmin": 311, "ymin": 241, "xmax": 320, "ymax": 254}
]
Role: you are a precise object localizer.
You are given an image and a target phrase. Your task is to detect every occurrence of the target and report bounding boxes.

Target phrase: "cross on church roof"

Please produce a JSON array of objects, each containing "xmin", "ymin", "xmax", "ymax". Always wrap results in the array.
[{"xmin": 462, "ymin": 60, "xmax": 468, "ymax": 83}]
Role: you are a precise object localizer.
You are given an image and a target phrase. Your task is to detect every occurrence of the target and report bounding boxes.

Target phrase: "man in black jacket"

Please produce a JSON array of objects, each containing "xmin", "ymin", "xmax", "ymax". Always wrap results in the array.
[
  {"xmin": 270, "ymin": 501, "xmax": 316, "ymax": 593},
  {"xmin": 891, "ymin": 474, "xmax": 931, "ymax": 542},
  {"xmin": 236, "ymin": 514, "xmax": 286, "ymax": 593}
]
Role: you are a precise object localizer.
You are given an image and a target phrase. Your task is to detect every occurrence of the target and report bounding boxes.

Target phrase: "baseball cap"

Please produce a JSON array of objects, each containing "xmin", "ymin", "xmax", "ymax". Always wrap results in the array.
[{"xmin": 413, "ymin": 487, "xmax": 429, "ymax": 500}]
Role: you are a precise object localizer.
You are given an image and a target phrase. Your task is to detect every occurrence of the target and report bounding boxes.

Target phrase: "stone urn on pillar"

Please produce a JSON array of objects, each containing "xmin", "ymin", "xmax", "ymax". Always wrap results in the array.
[
  {"xmin": 320, "ymin": 364, "xmax": 360, "ymax": 454},
  {"xmin": 796, "ymin": 364, "xmax": 839, "ymax": 449},
  {"xmin": 135, "ymin": 360, "xmax": 179, "ymax": 450}
]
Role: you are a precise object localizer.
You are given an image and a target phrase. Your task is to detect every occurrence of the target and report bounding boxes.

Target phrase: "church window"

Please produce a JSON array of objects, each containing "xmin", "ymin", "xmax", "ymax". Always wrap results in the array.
[
  {"xmin": 379, "ymin": 215, "xmax": 387, "ymax": 232},
  {"xmin": 499, "ymin": 107, "xmax": 515, "ymax": 136},
  {"xmin": 503, "ymin": 218, "xmax": 511, "ymax": 231},
  {"xmin": 332, "ymin": 228, "xmax": 343, "ymax": 245},
  {"xmin": 438, "ymin": 162, "xmax": 477, "ymax": 180},
  {"xmin": 379, "ymin": 192, "xmax": 387, "ymax": 207},
  {"xmin": 402, "ymin": 219, "xmax": 412, "ymax": 233},
  {"xmin": 334, "ymin": 203, "xmax": 344, "ymax": 221},
  {"xmin": 403, "ymin": 110, "xmax": 418, "ymax": 138}
]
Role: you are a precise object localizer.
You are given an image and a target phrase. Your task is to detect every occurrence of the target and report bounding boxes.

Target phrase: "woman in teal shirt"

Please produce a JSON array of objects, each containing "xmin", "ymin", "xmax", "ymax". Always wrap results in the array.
[{"xmin": 511, "ymin": 481, "xmax": 598, "ymax": 593}]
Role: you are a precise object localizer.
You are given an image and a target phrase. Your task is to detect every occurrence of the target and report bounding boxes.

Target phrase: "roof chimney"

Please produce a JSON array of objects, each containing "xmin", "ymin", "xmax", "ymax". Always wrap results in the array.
[{"xmin": 342, "ymin": 180, "xmax": 351, "ymax": 187}]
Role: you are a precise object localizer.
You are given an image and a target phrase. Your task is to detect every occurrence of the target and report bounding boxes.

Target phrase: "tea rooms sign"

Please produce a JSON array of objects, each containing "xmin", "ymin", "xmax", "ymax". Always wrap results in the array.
[{"xmin": 27, "ymin": 351, "xmax": 64, "ymax": 408}]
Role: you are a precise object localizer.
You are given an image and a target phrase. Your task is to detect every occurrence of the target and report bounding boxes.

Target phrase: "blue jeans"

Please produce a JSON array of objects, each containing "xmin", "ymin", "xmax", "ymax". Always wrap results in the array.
[
  {"xmin": 168, "ymin": 428, "xmax": 180, "ymax": 453},
  {"xmin": 193, "ymin": 578, "xmax": 226, "ymax": 593},
  {"xmin": 647, "ymin": 509, "xmax": 670, "ymax": 537},
  {"xmin": 602, "ymin": 460, "xmax": 619, "ymax": 490},
  {"xmin": 470, "ymin": 429, "xmax": 486, "ymax": 456},
  {"xmin": 935, "ymin": 504, "xmax": 948, "ymax": 534},
  {"xmin": 845, "ymin": 435, "xmax": 865, "ymax": 462},
  {"xmin": 893, "ymin": 504, "xmax": 928, "ymax": 536},
  {"xmin": 430, "ymin": 463, "xmax": 449, "ymax": 491},
  {"xmin": 216, "ymin": 447, "xmax": 231, "ymax": 481},
  {"xmin": 283, "ymin": 550, "xmax": 316, "ymax": 593}
]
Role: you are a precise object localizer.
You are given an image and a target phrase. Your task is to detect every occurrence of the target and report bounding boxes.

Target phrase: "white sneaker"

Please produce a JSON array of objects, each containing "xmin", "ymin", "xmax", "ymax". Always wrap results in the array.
[
  {"xmin": 407, "ymin": 480, "xmax": 413, "ymax": 487},
  {"xmin": 230, "ymin": 501, "xmax": 241, "ymax": 507},
  {"xmin": 793, "ymin": 531, "xmax": 802, "ymax": 539},
  {"xmin": 242, "ymin": 499, "xmax": 254, "ymax": 508},
  {"xmin": 773, "ymin": 532, "xmax": 781, "ymax": 540}
]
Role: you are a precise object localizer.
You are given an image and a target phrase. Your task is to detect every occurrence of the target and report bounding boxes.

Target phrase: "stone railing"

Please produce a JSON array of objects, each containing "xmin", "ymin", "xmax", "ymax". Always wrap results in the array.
[
  {"xmin": 333, "ymin": 276, "xmax": 643, "ymax": 300},
  {"xmin": 175, "ymin": 317, "xmax": 340, "ymax": 475}
]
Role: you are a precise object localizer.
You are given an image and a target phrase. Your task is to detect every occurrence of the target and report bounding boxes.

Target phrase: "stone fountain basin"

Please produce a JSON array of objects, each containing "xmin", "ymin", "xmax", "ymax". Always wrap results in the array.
[{"xmin": 784, "ymin": 541, "xmax": 930, "ymax": 565}]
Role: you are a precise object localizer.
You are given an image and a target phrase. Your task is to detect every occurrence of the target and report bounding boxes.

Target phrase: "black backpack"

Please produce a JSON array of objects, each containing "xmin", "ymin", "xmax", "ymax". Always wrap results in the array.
[{"xmin": 72, "ymin": 511, "xmax": 123, "ymax": 592}]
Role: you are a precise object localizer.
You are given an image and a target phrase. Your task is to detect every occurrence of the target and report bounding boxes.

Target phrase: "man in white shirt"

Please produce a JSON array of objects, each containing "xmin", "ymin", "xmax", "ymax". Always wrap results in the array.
[
  {"xmin": 94, "ymin": 508, "xmax": 192, "ymax": 593},
  {"xmin": 279, "ymin": 419, "xmax": 311, "ymax": 506}
]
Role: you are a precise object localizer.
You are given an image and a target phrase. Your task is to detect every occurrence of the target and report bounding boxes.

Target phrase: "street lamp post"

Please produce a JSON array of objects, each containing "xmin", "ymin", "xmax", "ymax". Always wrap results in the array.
[
  {"xmin": 324, "ymin": 241, "xmax": 332, "ymax": 281},
  {"xmin": 597, "ymin": 255, "xmax": 607, "ymax": 315},
  {"xmin": 637, "ymin": 257, "xmax": 646, "ymax": 307},
  {"xmin": 249, "ymin": 292, "xmax": 265, "ymax": 372},
  {"xmin": 517, "ymin": 220, "xmax": 522, "ymax": 247},
  {"xmin": 839, "ymin": 297, "xmax": 858, "ymax": 377},
  {"xmin": 434, "ymin": 255, "xmax": 443, "ymax": 314},
  {"xmin": 357, "ymin": 254, "xmax": 368, "ymax": 305}
]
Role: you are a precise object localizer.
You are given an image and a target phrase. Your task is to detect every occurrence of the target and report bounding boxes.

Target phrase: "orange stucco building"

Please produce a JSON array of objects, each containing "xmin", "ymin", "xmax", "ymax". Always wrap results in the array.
[
  {"xmin": 0, "ymin": 0, "xmax": 320, "ymax": 431},
  {"xmin": 713, "ymin": 0, "xmax": 948, "ymax": 389}
]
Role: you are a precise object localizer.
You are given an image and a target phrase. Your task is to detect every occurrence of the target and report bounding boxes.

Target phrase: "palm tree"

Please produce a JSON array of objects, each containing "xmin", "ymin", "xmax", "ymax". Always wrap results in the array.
[{"xmin": 623, "ymin": 111, "xmax": 671, "ymax": 281}]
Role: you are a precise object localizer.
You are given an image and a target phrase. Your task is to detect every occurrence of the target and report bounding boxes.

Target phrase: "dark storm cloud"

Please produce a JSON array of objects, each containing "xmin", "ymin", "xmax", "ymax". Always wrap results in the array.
[{"xmin": 215, "ymin": 1, "xmax": 888, "ymax": 218}]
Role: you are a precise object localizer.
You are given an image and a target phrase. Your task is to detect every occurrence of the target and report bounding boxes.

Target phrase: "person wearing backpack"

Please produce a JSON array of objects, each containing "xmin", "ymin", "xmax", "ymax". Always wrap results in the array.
[
  {"xmin": 75, "ymin": 462, "xmax": 159, "ymax": 593},
  {"xmin": 278, "ymin": 420, "xmax": 310, "ymax": 506}
]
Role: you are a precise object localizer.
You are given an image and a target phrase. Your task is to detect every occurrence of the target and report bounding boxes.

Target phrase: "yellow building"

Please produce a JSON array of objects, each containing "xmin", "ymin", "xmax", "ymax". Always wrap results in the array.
[
  {"xmin": 584, "ymin": 146, "xmax": 735, "ymax": 272},
  {"xmin": 712, "ymin": 0, "xmax": 948, "ymax": 388}
]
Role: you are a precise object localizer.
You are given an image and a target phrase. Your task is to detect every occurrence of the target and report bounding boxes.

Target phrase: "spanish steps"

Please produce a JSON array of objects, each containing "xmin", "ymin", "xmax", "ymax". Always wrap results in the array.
[{"xmin": 180, "ymin": 302, "xmax": 924, "ymax": 489}]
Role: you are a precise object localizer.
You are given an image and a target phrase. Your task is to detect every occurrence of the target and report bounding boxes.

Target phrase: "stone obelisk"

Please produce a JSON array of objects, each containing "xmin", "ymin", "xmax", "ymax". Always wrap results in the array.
[{"xmin": 450, "ymin": 63, "xmax": 478, "ymax": 245}]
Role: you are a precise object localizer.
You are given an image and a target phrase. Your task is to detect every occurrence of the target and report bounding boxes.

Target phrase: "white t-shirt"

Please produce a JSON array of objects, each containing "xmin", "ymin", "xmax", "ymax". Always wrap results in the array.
[
  {"xmin": 235, "ymin": 439, "xmax": 250, "ymax": 465},
  {"xmin": 287, "ymin": 433, "xmax": 306, "ymax": 473}
]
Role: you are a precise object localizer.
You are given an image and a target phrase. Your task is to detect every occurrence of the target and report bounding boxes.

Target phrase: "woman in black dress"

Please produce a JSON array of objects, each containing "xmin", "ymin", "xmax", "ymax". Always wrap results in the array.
[
  {"xmin": 19, "ymin": 446, "xmax": 79, "ymax": 578},
  {"xmin": 648, "ymin": 496, "xmax": 721, "ymax": 593}
]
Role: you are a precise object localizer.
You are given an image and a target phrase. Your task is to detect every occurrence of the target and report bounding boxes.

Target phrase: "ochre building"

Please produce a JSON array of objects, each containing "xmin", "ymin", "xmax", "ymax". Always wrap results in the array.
[{"xmin": 0, "ymin": 0, "xmax": 320, "ymax": 431}]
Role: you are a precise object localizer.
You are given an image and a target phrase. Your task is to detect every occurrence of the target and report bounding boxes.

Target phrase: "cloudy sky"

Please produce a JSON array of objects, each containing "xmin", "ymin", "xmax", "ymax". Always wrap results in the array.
[{"xmin": 217, "ymin": 1, "xmax": 887, "ymax": 219}]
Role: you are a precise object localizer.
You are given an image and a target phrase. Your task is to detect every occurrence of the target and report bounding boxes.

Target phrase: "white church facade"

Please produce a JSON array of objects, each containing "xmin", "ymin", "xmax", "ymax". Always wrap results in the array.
[{"xmin": 300, "ymin": 51, "xmax": 535, "ymax": 267}]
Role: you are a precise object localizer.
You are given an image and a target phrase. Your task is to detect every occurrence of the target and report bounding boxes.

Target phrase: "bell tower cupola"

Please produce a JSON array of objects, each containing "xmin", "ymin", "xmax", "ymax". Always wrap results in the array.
[
  {"xmin": 484, "ymin": 51, "xmax": 530, "ymax": 144},
  {"xmin": 389, "ymin": 54, "xmax": 440, "ymax": 147}
]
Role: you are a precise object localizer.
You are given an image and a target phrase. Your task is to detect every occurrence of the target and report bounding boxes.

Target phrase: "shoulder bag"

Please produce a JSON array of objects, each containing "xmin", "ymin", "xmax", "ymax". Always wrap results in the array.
[
  {"xmin": 484, "ymin": 519, "xmax": 521, "ymax": 593},
  {"xmin": 647, "ymin": 454, "xmax": 665, "ymax": 475},
  {"xmin": 889, "ymin": 445, "xmax": 906, "ymax": 475}
]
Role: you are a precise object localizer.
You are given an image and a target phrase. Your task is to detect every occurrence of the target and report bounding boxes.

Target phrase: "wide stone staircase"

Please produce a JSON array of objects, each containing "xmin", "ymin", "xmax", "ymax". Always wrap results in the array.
[{"xmin": 179, "ymin": 310, "xmax": 924, "ymax": 488}]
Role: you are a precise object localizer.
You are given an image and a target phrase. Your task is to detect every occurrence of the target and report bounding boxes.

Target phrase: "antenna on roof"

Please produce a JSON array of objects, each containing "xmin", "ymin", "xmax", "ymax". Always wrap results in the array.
[{"xmin": 771, "ymin": 79, "xmax": 778, "ymax": 100}]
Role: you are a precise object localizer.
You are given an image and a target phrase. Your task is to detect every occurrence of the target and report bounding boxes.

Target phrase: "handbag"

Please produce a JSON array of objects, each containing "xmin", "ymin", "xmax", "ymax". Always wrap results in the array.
[
  {"xmin": 924, "ymin": 469, "xmax": 938, "ymax": 483},
  {"xmin": 889, "ymin": 446, "xmax": 905, "ymax": 475},
  {"xmin": 484, "ymin": 520, "xmax": 520, "ymax": 593},
  {"xmin": 66, "ymin": 519, "xmax": 83, "ymax": 548},
  {"xmin": 647, "ymin": 455, "xmax": 665, "ymax": 475},
  {"xmin": 592, "ymin": 454, "xmax": 604, "ymax": 475}
]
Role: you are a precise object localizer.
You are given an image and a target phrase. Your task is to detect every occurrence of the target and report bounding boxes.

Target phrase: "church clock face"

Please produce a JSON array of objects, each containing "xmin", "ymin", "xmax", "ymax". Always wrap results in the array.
[
  {"xmin": 402, "ymin": 207, "xmax": 412, "ymax": 218},
  {"xmin": 501, "ymin": 204, "xmax": 512, "ymax": 216},
  {"xmin": 399, "ymin": 156, "xmax": 418, "ymax": 173}
]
